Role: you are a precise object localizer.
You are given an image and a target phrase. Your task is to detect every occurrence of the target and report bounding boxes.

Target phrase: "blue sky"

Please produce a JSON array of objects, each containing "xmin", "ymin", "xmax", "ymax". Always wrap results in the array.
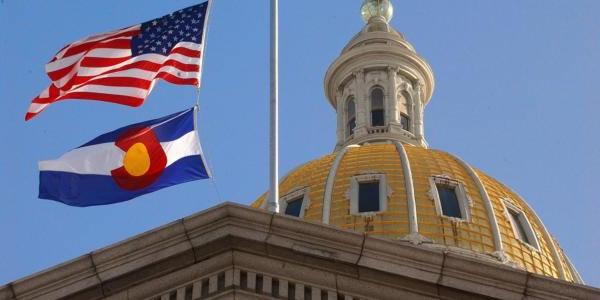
[{"xmin": 1, "ymin": 0, "xmax": 599, "ymax": 287}]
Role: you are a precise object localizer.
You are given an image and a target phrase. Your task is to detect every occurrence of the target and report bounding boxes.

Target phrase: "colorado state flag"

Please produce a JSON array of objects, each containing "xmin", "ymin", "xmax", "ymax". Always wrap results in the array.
[{"xmin": 38, "ymin": 107, "xmax": 210, "ymax": 206}]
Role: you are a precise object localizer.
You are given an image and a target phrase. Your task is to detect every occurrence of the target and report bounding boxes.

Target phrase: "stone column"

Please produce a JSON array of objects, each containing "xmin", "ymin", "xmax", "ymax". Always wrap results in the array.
[
  {"xmin": 387, "ymin": 66, "xmax": 399, "ymax": 125},
  {"xmin": 335, "ymin": 88, "xmax": 344, "ymax": 147},
  {"xmin": 354, "ymin": 69, "xmax": 368, "ymax": 137},
  {"xmin": 413, "ymin": 81, "xmax": 425, "ymax": 142}
]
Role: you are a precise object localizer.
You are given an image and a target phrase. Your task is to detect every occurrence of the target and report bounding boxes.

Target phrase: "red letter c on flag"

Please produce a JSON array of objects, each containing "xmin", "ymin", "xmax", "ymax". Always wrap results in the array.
[{"xmin": 111, "ymin": 127, "xmax": 167, "ymax": 191}]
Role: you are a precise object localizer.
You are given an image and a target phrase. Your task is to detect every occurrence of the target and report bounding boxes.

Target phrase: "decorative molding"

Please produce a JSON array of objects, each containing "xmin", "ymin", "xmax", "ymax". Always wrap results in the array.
[
  {"xmin": 322, "ymin": 145, "xmax": 357, "ymax": 224},
  {"xmin": 450, "ymin": 155, "xmax": 505, "ymax": 259},
  {"xmin": 393, "ymin": 142, "xmax": 418, "ymax": 233}
]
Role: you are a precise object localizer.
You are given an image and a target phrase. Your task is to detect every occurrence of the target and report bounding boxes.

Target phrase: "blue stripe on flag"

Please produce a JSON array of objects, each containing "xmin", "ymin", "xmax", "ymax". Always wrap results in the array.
[
  {"xmin": 79, "ymin": 108, "xmax": 195, "ymax": 148},
  {"xmin": 39, "ymin": 155, "xmax": 209, "ymax": 207}
]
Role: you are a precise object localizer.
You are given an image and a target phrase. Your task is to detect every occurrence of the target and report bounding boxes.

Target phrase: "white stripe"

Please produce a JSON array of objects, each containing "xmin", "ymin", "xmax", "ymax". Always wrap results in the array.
[
  {"xmin": 39, "ymin": 86, "xmax": 50, "ymax": 98},
  {"xmin": 85, "ymin": 48, "xmax": 132, "ymax": 59},
  {"xmin": 163, "ymin": 130, "xmax": 201, "ymax": 166},
  {"xmin": 158, "ymin": 65, "xmax": 200, "ymax": 79},
  {"xmin": 46, "ymin": 53, "xmax": 85, "ymax": 73},
  {"xmin": 175, "ymin": 41, "xmax": 202, "ymax": 50},
  {"xmin": 28, "ymin": 103, "xmax": 49, "ymax": 114},
  {"xmin": 39, "ymin": 131, "xmax": 201, "ymax": 176},
  {"xmin": 68, "ymin": 84, "xmax": 149, "ymax": 98}
]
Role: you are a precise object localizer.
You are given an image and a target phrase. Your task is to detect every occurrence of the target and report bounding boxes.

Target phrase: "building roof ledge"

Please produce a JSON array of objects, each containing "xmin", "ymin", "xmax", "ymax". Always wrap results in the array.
[{"xmin": 1, "ymin": 203, "xmax": 598, "ymax": 299}]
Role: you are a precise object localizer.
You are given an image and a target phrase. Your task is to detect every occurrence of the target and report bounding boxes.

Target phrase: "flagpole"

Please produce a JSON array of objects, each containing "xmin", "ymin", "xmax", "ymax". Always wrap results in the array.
[{"xmin": 267, "ymin": 0, "xmax": 280, "ymax": 213}]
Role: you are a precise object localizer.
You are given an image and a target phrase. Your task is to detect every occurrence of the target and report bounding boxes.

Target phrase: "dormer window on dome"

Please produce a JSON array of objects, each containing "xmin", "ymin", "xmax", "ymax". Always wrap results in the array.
[
  {"xmin": 502, "ymin": 199, "xmax": 540, "ymax": 250},
  {"xmin": 348, "ymin": 173, "xmax": 390, "ymax": 216},
  {"xmin": 279, "ymin": 188, "xmax": 310, "ymax": 218},
  {"xmin": 429, "ymin": 176, "xmax": 471, "ymax": 221}
]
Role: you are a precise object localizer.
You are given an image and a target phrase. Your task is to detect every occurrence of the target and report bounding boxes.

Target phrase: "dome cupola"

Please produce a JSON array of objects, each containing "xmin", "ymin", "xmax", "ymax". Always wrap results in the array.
[{"xmin": 325, "ymin": 0, "xmax": 435, "ymax": 150}]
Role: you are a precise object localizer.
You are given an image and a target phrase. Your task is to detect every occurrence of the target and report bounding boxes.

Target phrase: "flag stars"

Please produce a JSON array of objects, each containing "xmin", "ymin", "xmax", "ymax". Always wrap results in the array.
[{"xmin": 132, "ymin": 3, "xmax": 205, "ymax": 56}]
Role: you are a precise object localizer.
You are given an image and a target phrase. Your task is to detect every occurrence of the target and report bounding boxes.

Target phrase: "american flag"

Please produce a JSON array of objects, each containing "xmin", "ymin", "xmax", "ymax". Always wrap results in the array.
[{"xmin": 26, "ymin": 2, "xmax": 210, "ymax": 121}]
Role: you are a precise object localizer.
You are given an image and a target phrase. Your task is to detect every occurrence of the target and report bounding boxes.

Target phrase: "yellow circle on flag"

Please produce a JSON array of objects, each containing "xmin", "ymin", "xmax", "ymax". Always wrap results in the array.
[{"xmin": 123, "ymin": 142, "xmax": 151, "ymax": 177}]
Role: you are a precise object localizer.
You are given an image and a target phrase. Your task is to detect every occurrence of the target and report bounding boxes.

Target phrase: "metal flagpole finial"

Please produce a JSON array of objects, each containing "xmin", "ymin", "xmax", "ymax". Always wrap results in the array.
[{"xmin": 267, "ymin": 0, "xmax": 280, "ymax": 213}]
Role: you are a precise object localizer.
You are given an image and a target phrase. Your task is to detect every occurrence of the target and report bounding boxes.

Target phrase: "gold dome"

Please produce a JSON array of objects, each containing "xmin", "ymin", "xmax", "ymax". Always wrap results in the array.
[{"xmin": 252, "ymin": 143, "xmax": 582, "ymax": 283}]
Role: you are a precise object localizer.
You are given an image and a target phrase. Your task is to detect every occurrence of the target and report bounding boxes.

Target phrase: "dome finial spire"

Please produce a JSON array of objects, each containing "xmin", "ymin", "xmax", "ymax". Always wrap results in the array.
[{"xmin": 361, "ymin": 0, "xmax": 394, "ymax": 23}]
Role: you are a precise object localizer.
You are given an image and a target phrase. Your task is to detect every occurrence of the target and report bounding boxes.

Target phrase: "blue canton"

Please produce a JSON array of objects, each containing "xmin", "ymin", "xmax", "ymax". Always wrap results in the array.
[{"xmin": 131, "ymin": 2, "xmax": 207, "ymax": 56}]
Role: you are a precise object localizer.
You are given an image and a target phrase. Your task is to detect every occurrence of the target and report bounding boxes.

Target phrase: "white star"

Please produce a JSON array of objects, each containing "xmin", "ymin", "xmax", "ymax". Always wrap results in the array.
[
  {"xmin": 167, "ymin": 42, "xmax": 173, "ymax": 47},
  {"xmin": 168, "ymin": 30, "xmax": 174, "ymax": 34},
  {"xmin": 150, "ymin": 46, "xmax": 156, "ymax": 51},
  {"xmin": 162, "ymin": 47, "xmax": 167, "ymax": 53},
  {"xmin": 156, "ymin": 41, "xmax": 162, "ymax": 45},
  {"xmin": 150, "ymin": 33, "xmax": 156, "ymax": 38},
  {"xmin": 191, "ymin": 36, "xmax": 197, "ymax": 41},
  {"xmin": 185, "ymin": 25, "xmax": 190, "ymax": 30},
  {"xmin": 152, "ymin": 20, "xmax": 158, "ymax": 26},
  {"xmin": 179, "ymin": 30, "xmax": 184, "ymax": 35},
  {"xmin": 162, "ymin": 35, "xmax": 167, "ymax": 40},
  {"xmin": 193, "ymin": 28, "xmax": 198, "ymax": 32}
]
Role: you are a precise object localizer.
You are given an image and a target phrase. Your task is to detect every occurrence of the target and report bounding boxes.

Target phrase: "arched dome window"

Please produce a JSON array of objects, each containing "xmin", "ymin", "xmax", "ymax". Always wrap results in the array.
[
  {"xmin": 346, "ymin": 97, "xmax": 356, "ymax": 138},
  {"xmin": 370, "ymin": 87, "xmax": 385, "ymax": 127},
  {"xmin": 398, "ymin": 91, "xmax": 411, "ymax": 131}
]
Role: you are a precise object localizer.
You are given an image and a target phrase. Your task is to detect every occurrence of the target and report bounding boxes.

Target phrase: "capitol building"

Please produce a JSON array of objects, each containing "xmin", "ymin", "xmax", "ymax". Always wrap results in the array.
[{"xmin": 1, "ymin": 1, "xmax": 598, "ymax": 299}]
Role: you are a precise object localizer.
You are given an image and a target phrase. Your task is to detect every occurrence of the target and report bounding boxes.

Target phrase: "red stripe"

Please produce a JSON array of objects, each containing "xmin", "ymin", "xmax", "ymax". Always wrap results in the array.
[
  {"xmin": 56, "ymin": 92, "xmax": 144, "ymax": 107},
  {"xmin": 162, "ymin": 59, "xmax": 200, "ymax": 72},
  {"xmin": 157, "ymin": 72, "xmax": 198, "ymax": 86},
  {"xmin": 73, "ymin": 77, "xmax": 153, "ymax": 90},
  {"xmin": 47, "ymin": 65, "xmax": 75, "ymax": 83},
  {"xmin": 81, "ymin": 56, "xmax": 132, "ymax": 68},
  {"xmin": 26, "ymin": 91, "xmax": 144, "ymax": 121},
  {"xmin": 170, "ymin": 47, "xmax": 201, "ymax": 57}
]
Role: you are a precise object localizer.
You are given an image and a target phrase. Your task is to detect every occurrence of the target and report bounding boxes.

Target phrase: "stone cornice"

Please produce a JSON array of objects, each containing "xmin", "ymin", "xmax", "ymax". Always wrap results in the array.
[{"xmin": 1, "ymin": 203, "xmax": 598, "ymax": 299}]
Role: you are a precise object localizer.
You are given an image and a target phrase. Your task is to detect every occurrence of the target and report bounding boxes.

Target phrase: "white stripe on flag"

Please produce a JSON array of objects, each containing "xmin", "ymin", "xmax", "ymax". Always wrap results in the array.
[
  {"xmin": 38, "ymin": 131, "xmax": 201, "ymax": 175},
  {"xmin": 68, "ymin": 85, "xmax": 150, "ymax": 98}
]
